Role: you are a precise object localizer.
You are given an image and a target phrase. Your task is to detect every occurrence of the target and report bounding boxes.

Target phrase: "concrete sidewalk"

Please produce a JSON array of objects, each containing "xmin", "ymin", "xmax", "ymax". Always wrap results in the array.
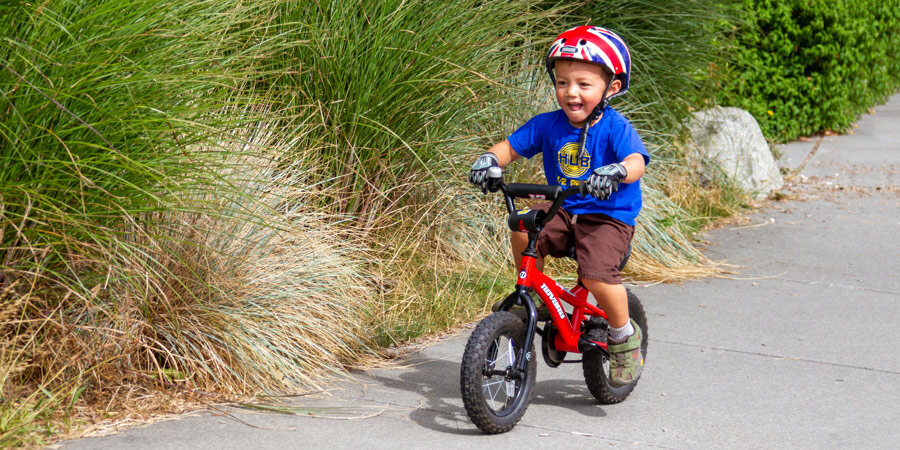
[{"xmin": 64, "ymin": 95, "xmax": 900, "ymax": 449}]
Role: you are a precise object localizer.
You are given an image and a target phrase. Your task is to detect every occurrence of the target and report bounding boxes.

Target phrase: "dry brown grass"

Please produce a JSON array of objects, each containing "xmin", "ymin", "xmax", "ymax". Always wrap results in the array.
[{"xmin": 0, "ymin": 136, "xmax": 386, "ymax": 444}]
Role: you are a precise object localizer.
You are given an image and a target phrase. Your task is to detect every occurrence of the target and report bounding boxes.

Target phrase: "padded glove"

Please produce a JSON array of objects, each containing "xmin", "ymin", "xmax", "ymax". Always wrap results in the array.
[
  {"xmin": 469, "ymin": 152, "xmax": 500, "ymax": 193},
  {"xmin": 585, "ymin": 163, "xmax": 627, "ymax": 200}
]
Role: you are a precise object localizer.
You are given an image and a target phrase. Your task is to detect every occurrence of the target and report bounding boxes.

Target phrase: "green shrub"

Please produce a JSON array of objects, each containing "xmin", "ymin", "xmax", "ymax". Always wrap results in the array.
[{"xmin": 718, "ymin": 0, "xmax": 900, "ymax": 142}]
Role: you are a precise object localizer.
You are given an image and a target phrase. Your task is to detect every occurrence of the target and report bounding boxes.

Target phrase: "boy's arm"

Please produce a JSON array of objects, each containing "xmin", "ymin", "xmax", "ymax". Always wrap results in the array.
[
  {"xmin": 585, "ymin": 152, "xmax": 646, "ymax": 200},
  {"xmin": 621, "ymin": 152, "xmax": 646, "ymax": 183},
  {"xmin": 469, "ymin": 140, "xmax": 523, "ymax": 192},
  {"xmin": 485, "ymin": 140, "xmax": 521, "ymax": 168}
]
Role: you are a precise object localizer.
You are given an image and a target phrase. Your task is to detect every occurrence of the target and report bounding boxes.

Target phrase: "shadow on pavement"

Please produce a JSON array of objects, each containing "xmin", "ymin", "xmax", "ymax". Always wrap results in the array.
[
  {"xmin": 532, "ymin": 378, "xmax": 608, "ymax": 418},
  {"xmin": 360, "ymin": 353, "xmax": 608, "ymax": 435}
]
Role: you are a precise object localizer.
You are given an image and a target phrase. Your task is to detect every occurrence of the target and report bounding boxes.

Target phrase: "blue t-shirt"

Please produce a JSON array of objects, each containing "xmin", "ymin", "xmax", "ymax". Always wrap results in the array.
[{"xmin": 508, "ymin": 107, "xmax": 650, "ymax": 226}]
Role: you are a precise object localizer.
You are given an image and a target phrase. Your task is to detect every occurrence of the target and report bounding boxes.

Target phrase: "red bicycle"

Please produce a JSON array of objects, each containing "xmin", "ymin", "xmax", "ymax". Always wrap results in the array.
[{"xmin": 460, "ymin": 167, "xmax": 648, "ymax": 434}]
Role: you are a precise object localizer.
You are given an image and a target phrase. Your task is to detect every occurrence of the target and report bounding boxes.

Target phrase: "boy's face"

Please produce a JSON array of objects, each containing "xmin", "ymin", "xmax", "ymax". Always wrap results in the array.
[{"xmin": 553, "ymin": 60, "xmax": 622, "ymax": 127}]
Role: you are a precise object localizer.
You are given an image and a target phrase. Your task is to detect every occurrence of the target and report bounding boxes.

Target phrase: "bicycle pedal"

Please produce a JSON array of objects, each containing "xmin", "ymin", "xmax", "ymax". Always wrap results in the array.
[
  {"xmin": 583, "ymin": 316, "xmax": 609, "ymax": 332},
  {"xmin": 578, "ymin": 328, "xmax": 608, "ymax": 354}
]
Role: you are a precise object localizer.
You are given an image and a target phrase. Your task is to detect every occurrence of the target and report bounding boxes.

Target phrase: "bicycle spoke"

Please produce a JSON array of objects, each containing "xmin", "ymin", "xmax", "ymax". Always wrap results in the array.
[
  {"xmin": 482, "ymin": 335, "xmax": 518, "ymax": 411},
  {"xmin": 483, "ymin": 379, "xmax": 504, "ymax": 408},
  {"xmin": 504, "ymin": 339, "xmax": 516, "ymax": 397},
  {"xmin": 483, "ymin": 379, "xmax": 515, "ymax": 410}
]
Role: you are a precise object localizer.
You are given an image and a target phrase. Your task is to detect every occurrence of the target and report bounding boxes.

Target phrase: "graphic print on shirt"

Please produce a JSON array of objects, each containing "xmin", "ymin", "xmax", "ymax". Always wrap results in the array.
[{"xmin": 556, "ymin": 141, "xmax": 590, "ymax": 186}]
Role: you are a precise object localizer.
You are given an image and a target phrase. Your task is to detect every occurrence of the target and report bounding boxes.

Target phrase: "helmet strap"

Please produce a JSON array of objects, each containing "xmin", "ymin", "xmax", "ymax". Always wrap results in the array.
[{"xmin": 575, "ymin": 79, "xmax": 614, "ymax": 162}]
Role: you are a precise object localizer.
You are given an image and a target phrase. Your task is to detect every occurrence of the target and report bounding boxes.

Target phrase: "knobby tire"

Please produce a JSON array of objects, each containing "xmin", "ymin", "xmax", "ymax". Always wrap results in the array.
[
  {"xmin": 460, "ymin": 311, "xmax": 536, "ymax": 434},
  {"xmin": 582, "ymin": 290, "xmax": 649, "ymax": 404}
]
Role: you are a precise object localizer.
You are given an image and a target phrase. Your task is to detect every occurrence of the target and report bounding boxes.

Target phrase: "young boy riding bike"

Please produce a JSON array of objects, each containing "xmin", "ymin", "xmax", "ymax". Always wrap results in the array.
[{"xmin": 469, "ymin": 25, "xmax": 649, "ymax": 386}]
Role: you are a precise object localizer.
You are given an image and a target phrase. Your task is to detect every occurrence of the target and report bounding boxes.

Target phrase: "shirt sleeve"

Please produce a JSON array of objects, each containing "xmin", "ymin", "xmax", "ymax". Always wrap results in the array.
[
  {"xmin": 507, "ymin": 114, "xmax": 544, "ymax": 159},
  {"xmin": 612, "ymin": 119, "xmax": 650, "ymax": 166}
]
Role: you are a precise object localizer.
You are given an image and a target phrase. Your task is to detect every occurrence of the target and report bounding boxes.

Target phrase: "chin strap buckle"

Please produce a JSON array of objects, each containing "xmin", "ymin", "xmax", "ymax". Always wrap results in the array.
[{"xmin": 576, "ymin": 102, "xmax": 606, "ymax": 162}]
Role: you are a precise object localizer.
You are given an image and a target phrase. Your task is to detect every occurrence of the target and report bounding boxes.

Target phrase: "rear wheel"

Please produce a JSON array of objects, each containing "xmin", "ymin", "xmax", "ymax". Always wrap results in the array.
[
  {"xmin": 582, "ymin": 290, "xmax": 648, "ymax": 404},
  {"xmin": 460, "ymin": 311, "xmax": 537, "ymax": 433}
]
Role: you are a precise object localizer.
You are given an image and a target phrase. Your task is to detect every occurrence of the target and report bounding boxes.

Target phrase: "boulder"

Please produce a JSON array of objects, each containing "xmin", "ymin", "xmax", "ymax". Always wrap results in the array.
[{"xmin": 688, "ymin": 106, "xmax": 784, "ymax": 198}]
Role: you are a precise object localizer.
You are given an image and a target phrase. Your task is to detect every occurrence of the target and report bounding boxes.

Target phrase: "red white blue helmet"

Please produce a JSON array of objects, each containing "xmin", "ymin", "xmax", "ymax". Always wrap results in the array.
[{"xmin": 546, "ymin": 26, "xmax": 632, "ymax": 100}]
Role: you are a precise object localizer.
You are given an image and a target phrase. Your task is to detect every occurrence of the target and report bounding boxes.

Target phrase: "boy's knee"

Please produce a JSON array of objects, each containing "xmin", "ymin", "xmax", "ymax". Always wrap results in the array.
[
  {"xmin": 579, "ymin": 269, "xmax": 623, "ymax": 286},
  {"xmin": 580, "ymin": 277, "xmax": 619, "ymax": 291},
  {"xmin": 510, "ymin": 231, "xmax": 527, "ymax": 244}
]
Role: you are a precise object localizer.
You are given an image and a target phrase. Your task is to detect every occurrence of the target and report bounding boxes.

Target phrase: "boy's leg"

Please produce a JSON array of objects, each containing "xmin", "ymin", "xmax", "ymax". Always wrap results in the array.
[
  {"xmin": 582, "ymin": 277, "xmax": 642, "ymax": 386},
  {"xmin": 509, "ymin": 202, "xmax": 571, "ymax": 273},
  {"xmin": 511, "ymin": 231, "xmax": 544, "ymax": 272},
  {"xmin": 579, "ymin": 279, "xmax": 628, "ymax": 328},
  {"xmin": 574, "ymin": 215, "xmax": 642, "ymax": 386}
]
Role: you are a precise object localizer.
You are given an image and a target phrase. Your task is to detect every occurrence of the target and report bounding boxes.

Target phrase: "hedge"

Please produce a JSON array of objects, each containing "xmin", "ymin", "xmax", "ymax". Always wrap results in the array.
[{"xmin": 718, "ymin": 0, "xmax": 900, "ymax": 142}]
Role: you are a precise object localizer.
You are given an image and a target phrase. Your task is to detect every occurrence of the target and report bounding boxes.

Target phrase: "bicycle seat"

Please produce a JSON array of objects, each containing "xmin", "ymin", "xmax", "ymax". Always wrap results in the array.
[{"xmin": 564, "ymin": 243, "xmax": 631, "ymax": 272}]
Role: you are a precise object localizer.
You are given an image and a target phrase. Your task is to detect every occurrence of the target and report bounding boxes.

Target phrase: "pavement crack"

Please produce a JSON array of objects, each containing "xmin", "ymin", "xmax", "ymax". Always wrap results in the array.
[
  {"xmin": 717, "ymin": 274, "xmax": 900, "ymax": 295},
  {"xmin": 775, "ymin": 277, "xmax": 900, "ymax": 295},
  {"xmin": 516, "ymin": 423, "xmax": 679, "ymax": 449},
  {"xmin": 655, "ymin": 339, "xmax": 900, "ymax": 375},
  {"xmin": 791, "ymin": 135, "xmax": 824, "ymax": 175}
]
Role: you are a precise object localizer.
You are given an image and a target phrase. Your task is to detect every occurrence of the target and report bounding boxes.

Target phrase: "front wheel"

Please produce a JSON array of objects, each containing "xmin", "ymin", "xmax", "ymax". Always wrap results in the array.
[
  {"xmin": 583, "ymin": 290, "xmax": 648, "ymax": 404},
  {"xmin": 460, "ymin": 311, "xmax": 537, "ymax": 434}
]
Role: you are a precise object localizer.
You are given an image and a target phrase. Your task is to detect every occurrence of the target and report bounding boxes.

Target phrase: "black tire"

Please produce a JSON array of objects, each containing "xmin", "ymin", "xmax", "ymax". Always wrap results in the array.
[
  {"xmin": 582, "ymin": 290, "xmax": 648, "ymax": 404},
  {"xmin": 460, "ymin": 311, "xmax": 537, "ymax": 433}
]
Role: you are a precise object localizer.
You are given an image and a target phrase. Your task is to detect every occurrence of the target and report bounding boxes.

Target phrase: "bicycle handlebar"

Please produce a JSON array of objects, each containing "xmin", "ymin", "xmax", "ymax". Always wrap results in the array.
[
  {"xmin": 487, "ymin": 169, "xmax": 588, "ymax": 232},
  {"xmin": 503, "ymin": 184, "xmax": 563, "ymax": 200}
]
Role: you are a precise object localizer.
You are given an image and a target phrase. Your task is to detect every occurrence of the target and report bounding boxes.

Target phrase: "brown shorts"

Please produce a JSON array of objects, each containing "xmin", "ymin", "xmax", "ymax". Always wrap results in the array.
[{"xmin": 531, "ymin": 203, "xmax": 634, "ymax": 285}]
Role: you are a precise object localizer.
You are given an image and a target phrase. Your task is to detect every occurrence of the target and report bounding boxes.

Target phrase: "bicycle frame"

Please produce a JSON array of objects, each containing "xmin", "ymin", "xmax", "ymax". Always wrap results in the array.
[
  {"xmin": 516, "ymin": 255, "xmax": 608, "ymax": 353},
  {"xmin": 487, "ymin": 172, "xmax": 611, "ymax": 377}
]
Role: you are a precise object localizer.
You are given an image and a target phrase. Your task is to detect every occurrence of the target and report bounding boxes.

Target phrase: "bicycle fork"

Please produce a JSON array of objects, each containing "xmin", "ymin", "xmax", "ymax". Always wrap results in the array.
[{"xmin": 512, "ymin": 286, "xmax": 539, "ymax": 378}]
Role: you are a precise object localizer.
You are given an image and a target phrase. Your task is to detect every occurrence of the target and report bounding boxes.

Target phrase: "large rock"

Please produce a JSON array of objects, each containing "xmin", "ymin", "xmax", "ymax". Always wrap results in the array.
[{"xmin": 688, "ymin": 106, "xmax": 784, "ymax": 198}]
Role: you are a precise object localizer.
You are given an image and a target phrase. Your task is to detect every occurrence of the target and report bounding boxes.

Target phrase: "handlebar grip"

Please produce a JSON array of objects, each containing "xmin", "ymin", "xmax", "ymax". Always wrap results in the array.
[
  {"xmin": 504, "ymin": 183, "xmax": 562, "ymax": 200},
  {"xmin": 485, "ymin": 166, "xmax": 503, "ymax": 193},
  {"xmin": 578, "ymin": 181, "xmax": 589, "ymax": 197}
]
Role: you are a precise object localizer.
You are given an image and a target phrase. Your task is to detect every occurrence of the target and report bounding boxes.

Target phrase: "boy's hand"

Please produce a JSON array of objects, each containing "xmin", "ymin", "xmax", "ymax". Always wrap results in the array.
[
  {"xmin": 586, "ymin": 163, "xmax": 627, "ymax": 200},
  {"xmin": 469, "ymin": 152, "xmax": 500, "ymax": 193}
]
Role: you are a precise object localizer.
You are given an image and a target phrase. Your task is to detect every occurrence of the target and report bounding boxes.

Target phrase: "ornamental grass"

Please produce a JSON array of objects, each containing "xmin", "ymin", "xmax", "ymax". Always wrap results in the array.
[{"xmin": 1, "ymin": 0, "xmax": 740, "ymax": 444}]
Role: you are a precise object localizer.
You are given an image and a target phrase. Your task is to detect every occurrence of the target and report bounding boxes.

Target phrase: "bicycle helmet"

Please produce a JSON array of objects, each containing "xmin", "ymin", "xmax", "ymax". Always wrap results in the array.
[{"xmin": 545, "ymin": 26, "xmax": 631, "ymax": 101}]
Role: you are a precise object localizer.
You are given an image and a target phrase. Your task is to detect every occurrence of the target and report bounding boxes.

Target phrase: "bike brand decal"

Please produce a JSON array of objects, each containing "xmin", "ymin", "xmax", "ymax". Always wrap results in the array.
[
  {"xmin": 527, "ymin": 194, "xmax": 546, "ymax": 200},
  {"xmin": 515, "ymin": 207, "xmax": 531, "ymax": 233},
  {"xmin": 540, "ymin": 283, "xmax": 566, "ymax": 320},
  {"xmin": 518, "ymin": 270, "xmax": 527, "ymax": 279}
]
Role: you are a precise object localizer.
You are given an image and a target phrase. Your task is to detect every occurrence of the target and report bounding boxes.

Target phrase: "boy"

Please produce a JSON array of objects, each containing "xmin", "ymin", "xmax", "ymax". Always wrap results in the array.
[{"xmin": 468, "ymin": 26, "xmax": 649, "ymax": 386}]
